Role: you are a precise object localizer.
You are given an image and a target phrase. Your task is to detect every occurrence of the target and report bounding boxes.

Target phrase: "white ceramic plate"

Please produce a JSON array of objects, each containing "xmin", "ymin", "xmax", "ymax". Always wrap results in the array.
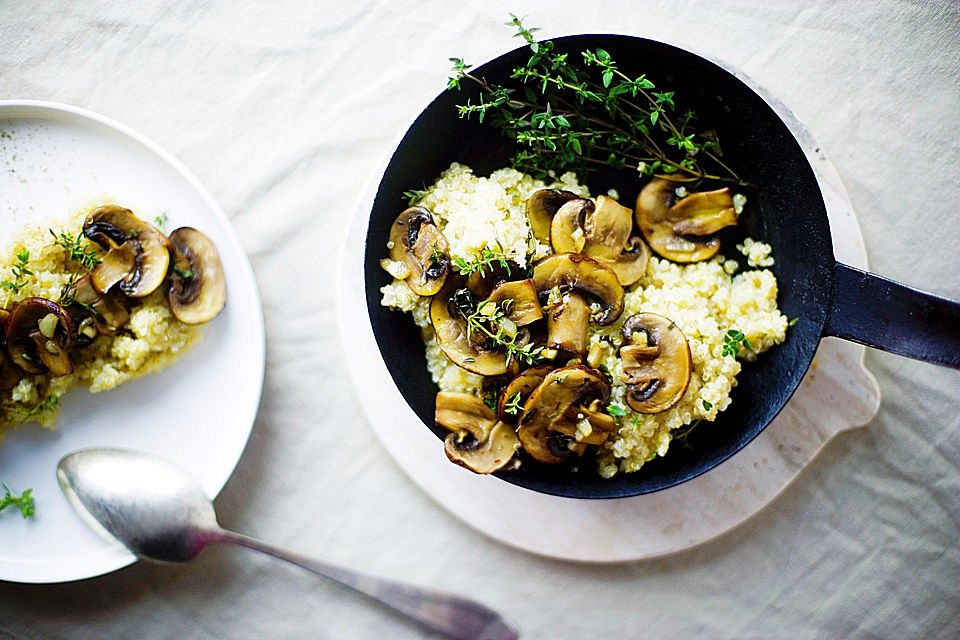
[{"xmin": 0, "ymin": 101, "xmax": 264, "ymax": 583}]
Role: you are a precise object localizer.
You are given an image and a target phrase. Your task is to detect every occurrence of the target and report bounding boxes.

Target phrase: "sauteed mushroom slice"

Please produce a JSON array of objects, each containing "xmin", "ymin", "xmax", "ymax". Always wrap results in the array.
[
  {"xmin": 91, "ymin": 243, "xmax": 137, "ymax": 294},
  {"xmin": 430, "ymin": 281, "xmax": 508, "ymax": 376},
  {"xmin": 435, "ymin": 391, "xmax": 520, "ymax": 474},
  {"xmin": 583, "ymin": 195, "xmax": 632, "ymax": 260},
  {"xmin": 496, "ymin": 365, "xmax": 552, "ymax": 422},
  {"xmin": 485, "ymin": 279, "xmax": 543, "ymax": 327},
  {"xmin": 600, "ymin": 237, "xmax": 650, "ymax": 287},
  {"xmin": 68, "ymin": 274, "xmax": 129, "ymax": 342},
  {"xmin": 83, "ymin": 205, "xmax": 171, "ymax": 297},
  {"xmin": 388, "ymin": 206, "xmax": 449, "ymax": 296},
  {"xmin": 532, "ymin": 253, "xmax": 624, "ymax": 325},
  {"xmin": 6, "ymin": 298, "xmax": 75, "ymax": 376},
  {"xmin": 517, "ymin": 365, "xmax": 610, "ymax": 464},
  {"xmin": 636, "ymin": 178, "xmax": 737, "ymax": 263},
  {"xmin": 525, "ymin": 189, "xmax": 580, "ymax": 244},
  {"xmin": 167, "ymin": 227, "xmax": 227, "ymax": 324},
  {"xmin": 0, "ymin": 310, "xmax": 22, "ymax": 391},
  {"xmin": 545, "ymin": 291, "xmax": 591, "ymax": 356},
  {"xmin": 552, "ymin": 399, "xmax": 617, "ymax": 446},
  {"xmin": 619, "ymin": 313, "xmax": 692, "ymax": 413},
  {"xmin": 550, "ymin": 199, "xmax": 593, "ymax": 254}
]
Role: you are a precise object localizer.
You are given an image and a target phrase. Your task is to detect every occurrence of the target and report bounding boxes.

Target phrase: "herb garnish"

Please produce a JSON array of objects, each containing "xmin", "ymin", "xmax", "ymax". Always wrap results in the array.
[
  {"xmin": 50, "ymin": 229, "xmax": 101, "ymax": 270},
  {"xmin": 447, "ymin": 15, "xmax": 744, "ymax": 183},
  {"xmin": 454, "ymin": 289, "xmax": 543, "ymax": 366},
  {"xmin": 451, "ymin": 246, "xmax": 512, "ymax": 278},
  {"xmin": 0, "ymin": 484, "xmax": 35, "ymax": 518},
  {"xmin": 702, "ymin": 400, "xmax": 713, "ymax": 411},
  {"xmin": 10, "ymin": 394, "xmax": 60, "ymax": 424},
  {"xmin": 606, "ymin": 402, "xmax": 627, "ymax": 418},
  {"xmin": 1, "ymin": 248, "xmax": 33, "ymax": 307},
  {"xmin": 503, "ymin": 392, "xmax": 523, "ymax": 415},
  {"xmin": 153, "ymin": 211, "xmax": 168, "ymax": 229},
  {"xmin": 402, "ymin": 187, "xmax": 428, "ymax": 206},
  {"xmin": 721, "ymin": 329, "xmax": 753, "ymax": 358}
]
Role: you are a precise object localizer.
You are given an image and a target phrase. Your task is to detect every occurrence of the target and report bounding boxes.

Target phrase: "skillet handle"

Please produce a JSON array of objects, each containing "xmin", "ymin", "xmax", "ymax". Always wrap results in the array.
[{"xmin": 824, "ymin": 263, "xmax": 960, "ymax": 369}]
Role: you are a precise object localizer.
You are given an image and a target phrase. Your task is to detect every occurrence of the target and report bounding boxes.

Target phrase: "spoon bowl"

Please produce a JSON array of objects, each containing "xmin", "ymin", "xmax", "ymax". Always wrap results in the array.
[{"xmin": 57, "ymin": 447, "xmax": 518, "ymax": 640}]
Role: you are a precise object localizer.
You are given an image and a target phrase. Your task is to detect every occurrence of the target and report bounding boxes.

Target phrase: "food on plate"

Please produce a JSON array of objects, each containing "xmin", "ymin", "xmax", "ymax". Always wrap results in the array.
[
  {"xmin": 378, "ymin": 19, "xmax": 790, "ymax": 478},
  {"xmin": 0, "ymin": 204, "xmax": 226, "ymax": 437},
  {"xmin": 0, "ymin": 484, "xmax": 34, "ymax": 518}
]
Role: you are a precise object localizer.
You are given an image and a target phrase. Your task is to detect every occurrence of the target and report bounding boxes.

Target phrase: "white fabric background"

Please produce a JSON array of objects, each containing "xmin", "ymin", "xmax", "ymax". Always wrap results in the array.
[{"xmin": 1, "ymin": 1, "xmax": 958, "ymax": 638}]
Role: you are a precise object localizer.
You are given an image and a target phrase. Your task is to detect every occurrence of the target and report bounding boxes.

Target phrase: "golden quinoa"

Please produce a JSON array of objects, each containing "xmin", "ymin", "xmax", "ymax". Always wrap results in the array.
[
  {"xmin": 0, "ymin": 207, "xmax": 200, "ymax": 436},
  {"xmin": 381, "ymin": 163, "xmax": 789, "ymax": 477}
]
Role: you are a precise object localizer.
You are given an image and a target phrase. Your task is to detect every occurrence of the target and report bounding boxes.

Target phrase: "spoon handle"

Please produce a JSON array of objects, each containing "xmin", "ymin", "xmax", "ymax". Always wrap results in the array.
[{"xmin": 213, "ymin": 529, "xmax": 518, "ymax": 640}]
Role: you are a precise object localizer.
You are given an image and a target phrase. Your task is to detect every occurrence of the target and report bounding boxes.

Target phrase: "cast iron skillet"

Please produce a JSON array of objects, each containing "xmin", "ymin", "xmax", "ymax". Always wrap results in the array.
[{"xmin": 364, "ymin": 35, "xmax": 960, "ymax": 498}]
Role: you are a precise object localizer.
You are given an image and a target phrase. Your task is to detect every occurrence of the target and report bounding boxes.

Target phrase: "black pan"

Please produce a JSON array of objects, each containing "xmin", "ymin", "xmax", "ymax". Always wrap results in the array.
[{"xmin": 364, "ymin": 34, "xmax": 960, "ymax": 499}]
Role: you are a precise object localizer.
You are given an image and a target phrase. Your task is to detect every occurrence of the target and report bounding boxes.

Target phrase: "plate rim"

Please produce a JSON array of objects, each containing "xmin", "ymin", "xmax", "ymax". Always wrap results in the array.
[{"xmin": 0, "ymin": 99, "xmax": 266, "ymax": 583}]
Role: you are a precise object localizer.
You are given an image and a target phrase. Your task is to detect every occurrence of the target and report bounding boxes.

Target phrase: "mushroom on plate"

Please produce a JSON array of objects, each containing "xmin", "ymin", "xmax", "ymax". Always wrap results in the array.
[
  {"xmin": 550, "ymin": 198, "xmax": 593, "ymax": 254},
  {"xmin": 83, "ymin": 205, "xmax": 172, "ymax": 297},
  {"xmin": 65, "ymin": 274, "xmax": 130, "ymax": 346},
  {"xmin": 388, "ymin": 206, "xmax": 450, "ymax": 296},
  {"xmin": 6, "ymin": 298, "xmax": 75, "ymax": 376},
  {"xmin": 525, "ymin": 188, "xmax": 580, "ymax": 244},
  {"xmin": 167, "ymin": 227, "xmax": 227, "ymax": 324},
  {"xmin": 0, "ymin": 309, "xmax": 22, "ymax": 391},
  {"xmin": 636, "ymin": 177, "xmax": 737, "ymax": 262},
  {"xmin": 435, "ymin": 391, "xmax": 520, "ymax": 474},
  {"xmin": 516, "ymin": 365, "xmax": 615, "ymax": 464},
  {"xmin": 484, "ymin": 278, "xmax": 543, "ymax": 327},
  {"xmin": 619, "ymin": 313, "xmax": 692, "ymax": 413}
]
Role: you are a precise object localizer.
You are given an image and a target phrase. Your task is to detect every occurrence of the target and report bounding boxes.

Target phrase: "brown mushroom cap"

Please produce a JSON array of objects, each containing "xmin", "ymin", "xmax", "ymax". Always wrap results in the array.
[
  {"xmin": 619, "ymin": 313, "xmax": 692, "ymax": 413},
  {"xmin": 484, "ymin": 279, "xmax": 543, "ymax": 327},
  {"xmin": 429, "ymin": 280, "xmax": 508, "ymax": 377},
  {"xmin": 84, "ymin": 205, "xmax": 171, "ymax": 297},
  {"xmin": 531, "ymin": 253, "xmax": 624, "ymax": 325},
  {"xmin": 544, "ymin": 291, "xmax": 591, "ymax": 356},
  {"xmin": 435, "ymin": 391, "xmax": 520, "ymax": 474},
  {"xmin": 167, "ymin": 227, "xmax": 227, "ymax": 325},
  {"xmin": 550, "ymin": 199, "xmax": 593, "ymax": 254},
  {"xmin": 0, "ymin": 309, "xmax": 22, "ymax": 391},
  {"xmin": 583, "ymin": 195, "xmax": 633, "ymax": 260},
  {"xmin": 6, "ymin": 298, "xmax": 75, "ymax": 376},
  {"xmin": 496, "ymin": 365, "xmax": 552, "ymax": 422},
  {"xmin": 635, "ymin": 178, "xmax": 737, "ymax": 263},
  {"xmin": 525, "ymin": 189, "xmax": 580, "ymax": 244},
  {"xmin": 66, "ymin": 274, "xmax": 130, "ymax": 343},
  {"xmin": 516, "ymin": 365, "xmax": 611, "ymax": 464},
  {"xmin": 388, "ymin": 206, "xmax": 449, "ymax": 296}
]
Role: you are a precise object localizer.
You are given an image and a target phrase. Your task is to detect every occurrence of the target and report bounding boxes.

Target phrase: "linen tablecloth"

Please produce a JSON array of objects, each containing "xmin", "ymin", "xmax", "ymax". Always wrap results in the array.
[{"xmin": 1, "ymin": 1, "xmax": 958, "ymax": 638}]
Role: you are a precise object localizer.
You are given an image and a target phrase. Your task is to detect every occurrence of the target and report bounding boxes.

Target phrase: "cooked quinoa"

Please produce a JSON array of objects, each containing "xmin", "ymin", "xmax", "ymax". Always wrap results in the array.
[
  {"xmin": 381, "ymin": 163, "xmax": 789, "ymax": 477},
  {"xmin": 0, "ymin": 207, "xmax": 200, "ymax": 436}
]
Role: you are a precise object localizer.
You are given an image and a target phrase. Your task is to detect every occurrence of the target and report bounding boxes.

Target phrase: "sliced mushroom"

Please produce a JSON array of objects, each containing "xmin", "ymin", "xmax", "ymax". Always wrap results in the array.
[
  {"xmin": 435, "ymin": 391, "xmax": 520, "ymax": 474},
  {"xmin": 388, "ymin": 206, "xmax": 449, "ymax": 296},
  {"xmin": 531, "ymin": 253, "xmax": 624, "ymax": 325},
  {"xmin": 525, "ymin": 189, "xmax": 580, "ymax": 244},
  {"xmin": 553, "ymin": 399, "xmax": 618, "ymax": 446},
  {"xmin": 67, "ymin": 274, "xmax": 130, "ymax": 342},
  {"xmin": 167, "ymin": 227, "xmax": 227, "ymax": 324},
  {"xmin": 580, "ymin": 196, "xmax": 650, "ymax": 287},
  {"xmin": 0, "ymin": 310, "xmax": 21, "ymax": 391},
  {"xmin": 84, "ymin": 205, "xmax": 171, "ymax": 297},
  {"xmin": 6, "ymin": 298, "xmax": 75, "ymax": 376},
  {"xmin": 544, "ymin": 291, "xmax": 591, "ymax": 355},
  {"xmin": 91, "ymin": 243, "xmax": 137, "ymax": 294},
  {"xmin": 550, "ymin": 198, "xmax": 593, "ymax": 254},
  {"xmin": 516, "ymin": 365, "xmax": 610, "ymax": 464},
  {"xmin": 619, "ymin": 313, "xmax": 692, "ymax": 413},
  {"xmin": 430, "ymin": 281, "xmax": 508, "ymax": 376},
  {"xmin": 635, "ymin": 178, "xmax": 737, "ymax": 262},
  {"xmin": 484, "ymin": 279, "xmax": 542, "ymax": 327},
  {"xmin": 496, "ymin": 365, "xmax": 551, "ymax": 422}
]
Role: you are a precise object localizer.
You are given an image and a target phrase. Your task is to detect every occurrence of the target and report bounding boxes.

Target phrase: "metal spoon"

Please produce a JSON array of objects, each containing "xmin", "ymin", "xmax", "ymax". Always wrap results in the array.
[{"xmin": 57, "ymin": 447, "xmax": 518, "ymax": 640}]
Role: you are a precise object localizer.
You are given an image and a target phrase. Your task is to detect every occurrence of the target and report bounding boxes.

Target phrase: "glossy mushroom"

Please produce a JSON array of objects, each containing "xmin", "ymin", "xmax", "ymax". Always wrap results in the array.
[
  {"xmin": 484, "ymin": 279, "xmax": 543, "ymax": 327},
  {"xmin": 6, "ymin": 298, "xmax": 75, "ymax": 376},
  {"xmin": 435, "ymin": 391, "xmax": 520, "ymax": 474},
  {"xmin": 496, "ymin": 365, "xmax": 552, "ymax": 422},
  {"xmin": 84, "ymin": 205, "xmax": 171, "ymax": 297},
  {"xmin": 516, "ymin": 365, "xmax": 611, "ymax": 464},
  {"xmin": 0, "ymin": 309, "xmax": 22, "ymax": 391},
  {"xmin": 167, "ymin": 227, "xmax": 227, "ymax": 324},
  {"xmin": 65, "ymin": 274, "xmax": 130, "ymax": 346},
  {"xmin": 525, "ymin": 189, "xmax": 580, "ymax": 244},
  {"xmin": 388, "ymin": 206, "xmax": 449, "ymax": 296},
  {"xmin": 619, "ymin": 313, "xmax": 692, "ymax": 413},
  {"xmin": 531, "ymin": 253, "xmax": 624, "ymax": 325},
  {"xmin": 581, "ymin": 196, "xmax": 650, "ymax": 286},
  {"xmin": 544, "ymin": 291, "xmax": 591, "ymax": 356},
  {"xmin": 429, "ymin": 281, "xmax": 508, "ymax": 376},
  {"xmin": 550, "ymin": 198, "xmax": 593, "ymax": 254},
  {"xmin": 635, "ymin": 178, "xmax": 738, "ymax": 262}
]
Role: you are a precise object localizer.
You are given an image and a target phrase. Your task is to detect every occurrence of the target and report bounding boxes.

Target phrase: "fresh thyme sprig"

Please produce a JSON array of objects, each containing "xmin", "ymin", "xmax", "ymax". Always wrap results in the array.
[
  {"xmin": 503, "ymin": 392, "xmax": 523, "ymax": 415},
  {"xmin": 721, "ymin": 329, "xmax": 753, "ymax": 358},
  {"xmin": 453, "ymin": 289, "xmax": 543, "ymax": 367},
  {"xmin": 50, "ymin": 229, "xmax": 101, "ymax": 270},
  {"xmin": 402, "ymin": 187, "xmax": 428, "ymax": 206},
  {"xmin": 448, "ymin": 14, "xmax": 744, "ymax": 184},
  {"xmin": 451, "ymin": 246, "xmax": 512, "ymax": 278},
  {"xmin": 0, "ymin": 484, "xmax": 35, "ymax": 518},
  {"xmin": 9, "ymin": 394, "xmax": 61, "ymax": 425},
  {"xmin": 1, "ymin": 249, "xmax": 33, "ymax": 308}
]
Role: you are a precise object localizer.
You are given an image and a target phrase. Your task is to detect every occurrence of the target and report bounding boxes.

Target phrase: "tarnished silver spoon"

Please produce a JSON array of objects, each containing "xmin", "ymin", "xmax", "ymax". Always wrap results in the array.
[{"xmin": 57, "ymin": 447, "xmax": 518, "ymax": 640}]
